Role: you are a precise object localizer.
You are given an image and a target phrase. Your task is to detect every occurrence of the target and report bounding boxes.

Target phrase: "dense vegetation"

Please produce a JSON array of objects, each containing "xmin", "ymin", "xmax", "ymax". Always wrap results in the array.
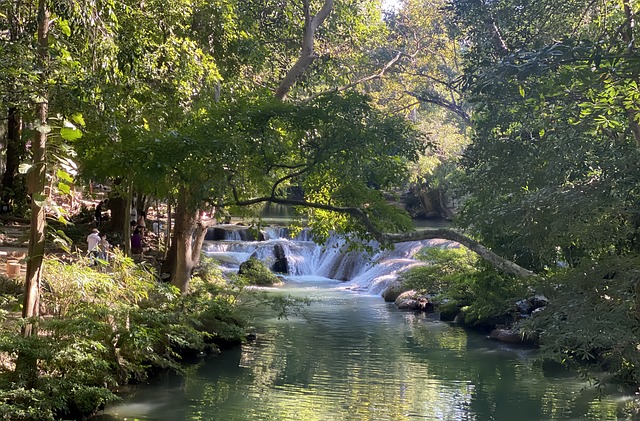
[
  {"xmin": 0, "ymin": 253, "xmax": 247, "ymax": 420},
  {"xmin": 400, "ymin": 0, "xmax": 640, "ymax": 388},
  {"xmin": 1, "ymin": 0, "xmax": 640, "ymax": 417}
]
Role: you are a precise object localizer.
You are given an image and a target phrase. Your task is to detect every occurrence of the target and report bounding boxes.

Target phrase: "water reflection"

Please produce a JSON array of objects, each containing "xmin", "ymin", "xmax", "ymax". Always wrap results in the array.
[{"xmin": 95, "ymin": 279, "xmax": 639, "ymax": 420}]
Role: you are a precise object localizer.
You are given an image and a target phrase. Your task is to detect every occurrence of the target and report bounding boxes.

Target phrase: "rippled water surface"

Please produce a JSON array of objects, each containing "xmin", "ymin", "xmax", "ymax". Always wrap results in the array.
[{"xmin": 95, "ymin": 277, "xmax": 638, "ymax": 420}]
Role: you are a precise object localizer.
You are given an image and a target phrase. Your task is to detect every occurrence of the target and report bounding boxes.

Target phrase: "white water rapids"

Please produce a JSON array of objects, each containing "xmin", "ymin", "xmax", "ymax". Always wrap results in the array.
[{"xmin": 202, "ymin": 225, "xmax": 457, "ymax": 295}]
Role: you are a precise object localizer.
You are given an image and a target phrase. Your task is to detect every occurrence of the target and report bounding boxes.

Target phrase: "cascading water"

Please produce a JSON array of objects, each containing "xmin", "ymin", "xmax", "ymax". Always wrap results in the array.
[{"xmin": 203, "ymin": 225, "xmax": 457, "ymax": 294}]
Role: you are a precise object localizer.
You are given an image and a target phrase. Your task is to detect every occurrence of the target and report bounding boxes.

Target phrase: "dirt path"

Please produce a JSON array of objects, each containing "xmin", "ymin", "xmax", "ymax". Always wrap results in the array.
[{"xmin": 0, "ymin": 223, "xmax": 30, "ymax": 278}]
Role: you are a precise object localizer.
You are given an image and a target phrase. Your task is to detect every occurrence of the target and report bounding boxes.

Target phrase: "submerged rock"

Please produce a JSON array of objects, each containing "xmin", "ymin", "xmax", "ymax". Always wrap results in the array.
[{"xmin": 489, "ymin": 328, "xmax": 533, "ymax": 345}]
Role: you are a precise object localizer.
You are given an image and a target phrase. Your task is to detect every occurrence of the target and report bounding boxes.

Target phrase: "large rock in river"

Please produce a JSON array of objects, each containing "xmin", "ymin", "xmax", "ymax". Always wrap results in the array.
[
  {"xmin": 382, "ymin": 280, "xmax": 404, "ymax": 302},
  {"xmin": 272, "ymin": 243, "xmax": 289, "ymax": 274},
  {"xmin": 394, "ymin": 290, "xmax": 434, "ymax": 312}
]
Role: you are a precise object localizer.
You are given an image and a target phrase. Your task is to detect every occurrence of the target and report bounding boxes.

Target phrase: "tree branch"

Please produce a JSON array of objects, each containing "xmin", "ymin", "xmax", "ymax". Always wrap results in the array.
[
  {"xmin": 270, "ymin": 165, "xmax": 314, "ymax": 197},
  {"xmin": 222, "ymin": 195, "xmax": 535, "ymax": 277},
  {"xmin": 301, "ymin": 51, "xmax": 404, "ymax": 104},
  {"xmin": 275, "ymin": 0, "xmax": 334, "ymax": 101},
  {"xmin": 406, "ymin": 90, "xmax": 471, "ymax": 125}
]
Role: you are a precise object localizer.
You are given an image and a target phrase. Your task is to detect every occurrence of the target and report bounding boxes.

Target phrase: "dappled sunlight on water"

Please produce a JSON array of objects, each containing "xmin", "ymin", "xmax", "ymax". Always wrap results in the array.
[{"xmin": 94, "ymin": 278, "xmax": 640, "ymax": 421}]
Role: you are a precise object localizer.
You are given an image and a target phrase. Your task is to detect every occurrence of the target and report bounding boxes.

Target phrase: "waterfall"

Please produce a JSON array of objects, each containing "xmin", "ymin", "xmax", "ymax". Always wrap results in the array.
[{"xmin": 203, "ymin": 226, "xmax": 457, "ymax": 294}]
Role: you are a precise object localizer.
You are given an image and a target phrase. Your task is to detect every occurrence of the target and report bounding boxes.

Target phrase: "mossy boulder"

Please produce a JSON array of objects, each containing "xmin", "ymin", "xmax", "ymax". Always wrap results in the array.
[{"xmin": 238, "ymin": 257, "xmax": 281, "ymax": 286}]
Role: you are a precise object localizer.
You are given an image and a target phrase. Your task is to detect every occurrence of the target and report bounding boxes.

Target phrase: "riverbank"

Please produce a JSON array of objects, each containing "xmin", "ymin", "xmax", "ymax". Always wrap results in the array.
[{"xmin": 0, "ymin": 217, "xmax": 250, "ymax": 420}]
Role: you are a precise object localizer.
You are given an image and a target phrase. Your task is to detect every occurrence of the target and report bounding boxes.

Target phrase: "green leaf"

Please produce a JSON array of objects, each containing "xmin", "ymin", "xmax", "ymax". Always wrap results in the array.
[
  {"xmin": 60, "ymin": 127, "xmax": 82, "ymax": 141},
  {"xmin": 71, "ymin": 113, "xmax": 85, "ymax": 127},
  {"xmin": 519, "ymin": 86, "xmax": 525, "ymax": 98},
  {"xmin": 58, "ymin": 182, "xmax": 71, "ymax": 195},
  {"xmin": 58, "ymin": 19, "xmax": 71, "ymax": 37},
  {"xmin": 56, "ymin": 169, "xmax": 74, "ymax": 183}
]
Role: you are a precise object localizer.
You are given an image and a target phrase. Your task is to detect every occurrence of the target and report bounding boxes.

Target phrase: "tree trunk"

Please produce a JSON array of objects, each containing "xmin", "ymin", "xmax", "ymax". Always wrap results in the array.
[
  {"xmin": 2, "ymin": 107, "xmax": 26, "ymax": 205},
  {"xmin": 124, "ymin": 179, "xmax": 133, "ymax": 255},
  {"xmin": 169, "ymin": 192, "xmax": 214, "ymax": 293},
  {"xmin": 382, "ymin": 228, "xmax": 534, "ymax": 277},
  {"xmin": 170, "ymin": 189, "xmax": 197, "ymax": 293},
  {"xmin": 18, "ymin": 0, "xmax": 49, "ymax": 386},
  {"xmin": 106, "ymin": 196, "xmax": 126, "ymax": 232},
  {"xmin": 23, "ymin": 0, "xmax": 49, "ymax": 328},
  {"xmin": 164, "ymin": 199, "xmax": 172, "ymax": 258}
]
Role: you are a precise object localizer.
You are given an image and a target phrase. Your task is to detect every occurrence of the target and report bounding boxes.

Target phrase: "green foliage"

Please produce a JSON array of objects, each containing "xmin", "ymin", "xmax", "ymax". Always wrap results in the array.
[
  {"xmin": 523, "ymin": 255, "xmax": 640, "ymax": 385},
  {"xmin": 453, "ymin": 0, "xmax": 640, "ymax": 270},
  {"xmin": 0, "ymin": 252, "xmax": 248, "ymax": 419},
  {"xmin": 401, "ymin": 247, "xmax": 478, "ymax": 295},
  {"xmin": 238, "ymin": 257, "xmax": 280, "ymax": 286},
  {"xmin": 400, "ymin": 247, "xmax": 527, "ymax": 326},
  {"xmin": 445, "ymin": 0, "xmax": 640, "ymax": 382},
  {"xmin": 262, "ymin": 294, "xmax": 314, "ymax": 320}
]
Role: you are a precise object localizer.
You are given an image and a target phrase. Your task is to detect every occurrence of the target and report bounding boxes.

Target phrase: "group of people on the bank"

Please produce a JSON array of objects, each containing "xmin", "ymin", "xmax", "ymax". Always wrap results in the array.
[
  {"xmin": 86, "ymin": 227, "xmax": 110, "ymax": 265},
  {"xmin": 87, "ymin": 201, "xmax": 149, "ymax": 265}
]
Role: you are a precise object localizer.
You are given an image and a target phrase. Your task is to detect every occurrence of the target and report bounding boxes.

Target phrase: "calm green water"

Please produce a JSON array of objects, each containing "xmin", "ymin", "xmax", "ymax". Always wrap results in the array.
[{"xmin": 95, "ymin": 277, "xmax": 638, "ymax": 420}]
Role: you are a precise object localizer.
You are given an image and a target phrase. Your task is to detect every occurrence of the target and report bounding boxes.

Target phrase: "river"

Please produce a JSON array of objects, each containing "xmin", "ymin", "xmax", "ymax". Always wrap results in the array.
[
  {"xmin": 93, "ymin": 227, "xmax": 638, "ymax": 420},
  {"xmin": 95, "ymin": 278, "xmax": 639, "ymax": 420}
]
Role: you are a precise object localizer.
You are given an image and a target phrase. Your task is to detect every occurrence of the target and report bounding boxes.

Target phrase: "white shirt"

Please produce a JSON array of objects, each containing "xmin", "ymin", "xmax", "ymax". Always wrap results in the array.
[{"xmin": 87, "ymin": 232, "xmax": 101, "ymax": 251}]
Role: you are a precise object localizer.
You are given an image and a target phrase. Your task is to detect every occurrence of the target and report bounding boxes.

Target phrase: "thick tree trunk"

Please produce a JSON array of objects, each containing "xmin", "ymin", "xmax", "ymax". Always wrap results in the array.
[
  {"xmin": 18, "ymin": 0, "xmax": 49, "ymax": 386},
  {"xmin": 170, "ymin": 189, "xmax": 197, "ymax": 293},
  {"xmin": 106, "ymin": 196, "xmax": 126, "ymax": 231},
  {"xmin": 169, "ymin": 192, "xmax": 214, "ymax": 293}
]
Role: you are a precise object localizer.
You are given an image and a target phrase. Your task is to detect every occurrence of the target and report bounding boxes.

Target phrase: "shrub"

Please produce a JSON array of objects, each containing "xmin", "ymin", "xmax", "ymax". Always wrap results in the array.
[
  {"xmin": 523, "ymin": 254, "xmax": 640, "ymax": 385},
  {"xmin": 0, "ymin": 252, "xmax": 248, "ymax": 419},
  {"xmin": 238, "ymin": 257, "xmax": 280, "ymax": 286},
  {"xmin": 400, "ymin": 246, "xmax": 527, "ymax": 326}
]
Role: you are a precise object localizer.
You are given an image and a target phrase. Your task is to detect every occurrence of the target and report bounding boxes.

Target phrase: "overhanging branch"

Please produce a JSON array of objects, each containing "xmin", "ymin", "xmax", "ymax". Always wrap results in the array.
[{"xmin": 222, "ymin": 195, "xmax": 535, "ymax": 277}]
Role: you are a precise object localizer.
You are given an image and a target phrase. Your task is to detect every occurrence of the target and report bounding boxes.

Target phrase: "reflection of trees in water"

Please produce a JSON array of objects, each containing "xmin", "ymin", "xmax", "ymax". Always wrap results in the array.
[{"xmin": 174, "ymin": 297, "xmax": 630, "ymax": 421}]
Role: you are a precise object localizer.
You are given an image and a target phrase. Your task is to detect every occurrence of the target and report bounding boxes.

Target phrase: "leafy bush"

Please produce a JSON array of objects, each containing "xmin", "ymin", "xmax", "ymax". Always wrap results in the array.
[
  {"xmin": 401, "ymin": 247, "xmax": 478, "ymax": 294},
  {"xmin": 0, "ymin": 252, "xmax": 248, "ymax": 419},
  {"xmin": 400, "ymin": 246, "xmax": 527, "ymax": 326},
  {"xmin": 238, "ymin": 257, "xmax": 281, "ymax": 286},
  {"xmin": 523, "ymin": 255, "xmax": 640, "ymax": 385}
]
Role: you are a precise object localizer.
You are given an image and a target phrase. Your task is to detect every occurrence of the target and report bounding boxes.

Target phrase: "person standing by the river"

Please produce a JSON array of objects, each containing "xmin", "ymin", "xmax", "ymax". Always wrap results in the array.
[
  {"xmin": 131, "ymin": 228, "xmax": 143, "ymax": 255},
  {"xmin": 87, "ymin": 228, "xmax": 100, "ymax": 266},
  {"xmin": 97, "ymin": 232, "xmax": 110, "ymax": 262}
]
